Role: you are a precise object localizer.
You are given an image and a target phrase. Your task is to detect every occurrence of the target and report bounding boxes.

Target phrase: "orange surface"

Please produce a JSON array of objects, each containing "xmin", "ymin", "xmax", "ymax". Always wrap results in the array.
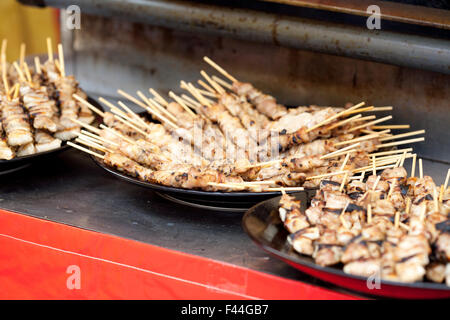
[{"xmin": 0, "ymin": 0, "xmax": 59, "ymax": 61}]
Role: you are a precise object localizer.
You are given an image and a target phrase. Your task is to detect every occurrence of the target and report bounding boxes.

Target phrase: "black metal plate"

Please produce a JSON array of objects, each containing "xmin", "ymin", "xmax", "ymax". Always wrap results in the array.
[
  {"xmin": 242, "ymin": 193, "xmax": 450, "ymax": 299},
  {"xmin": 0, "ymin": 96, "xmax": 103, "ymax": 174},
  {"xmin": 91, "ymin": 153, "xmax": 312, "ymax": 210}
]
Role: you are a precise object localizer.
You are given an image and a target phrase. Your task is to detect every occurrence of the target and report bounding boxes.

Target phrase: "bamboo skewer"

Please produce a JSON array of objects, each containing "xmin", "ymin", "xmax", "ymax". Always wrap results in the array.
[
  {"xmin": 70, "ymin": 117, "xmax": 101, "ymax": 134},
  {"xmin": 375, "ymin": 137, "xmax": 425, "ymax": 149},
  {"xmin": 73, "ymin": 94, "xmax": 105, "ymax": 117},
  {"xmin": 212, "ymin": 75, "xmax": 233, "ymax": 90},
  {"xmin": 57, "ymin": 44, "xmax": 65, "ymax": 77},
  {"xmin": 344, "ymin": 106, "xmax": 375, "ymax": 115},
  {"xmin": 419, "ymin": 158, "xmax": 423, "ymax": 179},
  {"xmin": 197, "ymin": 79, "xmax": 217, "ymax": 94},
  {"xmin": 444, "ymin": 169, "xmax": 450, "ymax": 192},
  {"xmin": 149, "ymin": 88, "xmax": 169, "ymax": 107},
  {"xmin": 369, "ymin": 148, "xmax": 412, "ymax": 157},
  {"xmin": 411, "ymin": 154, "xmax": 417, "ymax": 178},
  {"xmin": 19, "ymin": 43, "xmax": 25, "ymax": 68},
  {"xmin": 379, "ymin": 129, "xmax": 425, "ymax": 142},
  {"xmin": 118, "ymin": 89, "xmax": 178, "ymax": 129},
  {"xmin": 203, "ymin": 56, "xmax": 238, "ymax": 83},
  {"xmin": 23, "ymin": 62, "xmax": 33, "ymax": 83},
  {"xmin": 100, "ymin": 124, "xmax": 135, "ymax": 145},
  {"xmin": 117, "ymin": 101, "xmax": 149, "ymax": 129},
  {"xmin": 200, "ymin": 70, "xmax": 225, "ymax": 94},
  {"xmin": 326, "ymin": 114, "xmax": 362, "ymax": 131},
  {"xmin": 320, "ymin": 143, "xmax": 361, "ymax": 160},
  {"xmin": 67, "ymin": 141, "xmax": 105, "ymax": 159},
  {"xmin": 334, "ymin": 129, "xmax": 390, "ymax": 147},
  {"xmin": 367, "ymin": 204, "xmax": 372, "ymax": 224},
  {"xmin": 306, "ymin": 102, "xmax": 365, "ymax": 133},
  {"xmin": 137, "ymin": 90, "xmax": 179, "ymax": 124},
  {"xmin": 46, "ymin": 37, "xmax": 53, "ymax": 62},
  {"xmin": 372, "ymin": 125, "xmax": 410, "ymax": 130},
  {"xmin": 34, "ymin": 56, "xmax": 42, "ymax": 75},
  {"xmin": 168, "ymin": 91, "xmax": 197, "ymax": 117},
  {"xmin": 347, "ymin": 115, "xmax": 393, "ymax": 133}
]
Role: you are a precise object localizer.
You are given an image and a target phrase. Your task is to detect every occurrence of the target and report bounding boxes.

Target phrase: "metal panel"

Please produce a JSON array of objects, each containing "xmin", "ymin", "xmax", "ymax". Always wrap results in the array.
[{"xmin": 21, "ymin": 0, "xmax": 450, "ymax": 74}]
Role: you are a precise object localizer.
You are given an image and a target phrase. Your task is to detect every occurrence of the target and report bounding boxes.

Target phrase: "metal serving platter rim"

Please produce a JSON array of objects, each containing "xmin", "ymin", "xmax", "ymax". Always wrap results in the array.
[
  {"xmin": 0, "ymin": 96, "xmax": 102, "ymax": 165},
  {"xmin": 242, "ymin": 193, "xmax": 450, "ymax": 293}
]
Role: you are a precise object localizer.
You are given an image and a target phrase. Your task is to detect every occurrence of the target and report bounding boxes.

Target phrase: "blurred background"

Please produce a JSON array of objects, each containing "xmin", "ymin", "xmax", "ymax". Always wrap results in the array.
[{"xmin": 0, "ymin": 0, "xmax": 58, "ymax": 61}]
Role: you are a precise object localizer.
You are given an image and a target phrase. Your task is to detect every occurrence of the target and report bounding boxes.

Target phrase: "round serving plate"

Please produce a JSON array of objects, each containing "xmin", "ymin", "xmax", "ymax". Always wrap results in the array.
[
  {"xmin": 242, "ymin": 193, "xmax": 450, "ymax": 299},
  {"xmin": 0, "ymin": 96, "xmax": 103, "ymax": 174},
  {"xmin": 91, "ymin": 155, "xmax": 315, "ymax": 212}
]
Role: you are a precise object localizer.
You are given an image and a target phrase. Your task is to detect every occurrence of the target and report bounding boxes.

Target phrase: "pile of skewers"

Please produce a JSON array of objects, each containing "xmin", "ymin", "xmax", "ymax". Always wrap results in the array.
[
  {"xmin": 279, "ymin": 160, "xmax": 450, "ymax": 285},
  {"xmin": 0, "ymin": 38, "xmax": 94, "ymax": 160},
  {"xmin": 68, "ymin": 56, "xmax": 426, "ymax": 192}
]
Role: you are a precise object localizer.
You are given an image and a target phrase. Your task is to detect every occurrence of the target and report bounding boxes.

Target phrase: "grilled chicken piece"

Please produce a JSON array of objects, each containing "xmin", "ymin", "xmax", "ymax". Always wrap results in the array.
[
  {"xmin": 343, "ymin": 259, "xmax": 381, "ymax": 277},
  {"xmin": 426, "ymin": 263, "xmax": 446, "ymax": 283},
  {"xmin": 20, "ymin": 85, "xmax": 58, "ymax": 132},
  {"xmin": 1, "ymin": 98, "xmax": 34, "ymax": 146},
  {"xmin": 0, "ymin": 138, "xmax": 14, "ymax": 160},
  {"xmin": 16, "ymin": 142, "xmax": 36, "ymax": 157},
  {"xmin": 34, "ymin": 130, "xmax": 62, "ymax": 153}
]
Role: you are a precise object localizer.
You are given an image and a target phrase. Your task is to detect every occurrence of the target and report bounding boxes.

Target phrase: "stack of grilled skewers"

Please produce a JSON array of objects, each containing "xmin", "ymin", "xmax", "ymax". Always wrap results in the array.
[
  {"xmin": 279, "ymin": 159, "xmax": 450, "ymax": 285},
  {"xmin": 0, "ymin": 38, "xmax": 94, "ymax": 160},
  {"xmin": 68, "ymin": 56, "xmax": 426, "ymax": 192}
]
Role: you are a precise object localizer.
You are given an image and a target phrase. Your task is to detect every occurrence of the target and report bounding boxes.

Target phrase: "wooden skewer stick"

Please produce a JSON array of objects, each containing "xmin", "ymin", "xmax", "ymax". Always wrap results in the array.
[
  {"xmin": 266, "ymin": 187, "xmax": 305, "ymax": 192},
  {"xmin": 203, "ymin": 56, "xmax": 238, "ymax": 83},
  {"xmin": 149, "ymin": 88, "xmax": 169, "ymax": 107},
  {"xmin": 339, "ymin": 172, "xmax": 349, "ymax": 192},
  {"xmin": 438, "ymin": 185, "xmax": 444, "ymax": 203},
  {"xmin": 367, "ymin": 204, "xmax": 372, "ymax": 224},
  {"xmin": 419, "ymin": 203, "xmax": 427, "ymax": 222},
  {"xmin": 1, "ymin": 39, "xmax": 7, "ymax": 60},
  {"xmin": 353, "ymin": 164, "xmax": 397, "ymax": 174},
  {"xmin": 419, "ymin": 158, "xmax": 423, "ymax": 179},
  {"xmin": 113, "ymin": 114, "xmax": 148, "ymax": 137},
  {"xmin": 212, "ymin": 75, "xmax": 232, "ymax": 90},
  {"xmin": 99, "ymin": 124, "xmax": 135, "ymax": 145},
  {"xmin": 410, "ymin": 154, "xmax": 417, "ymax": 178},
  {"xmin": 70, "ymin": 117, "xmax": 101, "ymax": 134},
  {"xmin": 405, "ymin": 197, "xmax": 411, "ymax": 214},
  {"xmin": 372, "ymin": 176, "xmax": 381, "ymax": 191},
  {"xmin": 2, "ymin": 59, "xmax": 9, "ymax": 100},
  {"xmin": 326, "ymin": 114, "xmax": 362, "ymax": 131},
  {"xmin": 443, "ymin": 168, "xmax": 450, "ymax": 192},
  {"xmin": 181, "ymin": 94, "xmax": 201, "ymax": 109},
  {"xmin": 369, "ymin": 148, "xmax": 412, "ymax": 157},
  {"xmin": 117, "ymin": 101, "xmax": 149, "ymax": 128},
  {"xmin": 12, "ymin": 62, "xmax": 27, "ymax": 83},
  {"xmin": 379, "ymin": 129, "xmax": 425, "ymax": 142},
  {"xmin": 23, "ymin": 62, "xmax": 33, "ymax": 83},
  {"xmin": 371, "ymin": 106, "xmax": 393, "ymax": 112},
  {"xmin": 306, "ymin": 102, "xmax": 365, "ymax": 133},
  {"xmin": 334, "ymin": 129, "xmax": 390, "ymax": 147},
  {"xmin": 197, "ymin": 79, "xmax": 217, "ymax": 94},
  {"xmin": 306, "ymin": 170, "xmax": 347, "ymax": 181},
  {"xmin": 19, "ymin": 43, "xmax": 25, "ymax": 68},
  {"xmin": 340, "ymin": 152, "xmax": 351, "ymax": 171},
  {"xmin": 376, "ymin": 137, "xmax": 425, "ymax": 149},
  {"xmin": 344, "ymin": 106, "xmax": 375, "ymax": 115},
  {"xmin": 200, "ymin": 70, "xmax": 225, "ymax": 94},
  {"xmin": 118, "ymin": 89, "xmax": 178, "ymax": 129},
  {"xmin": 340, "ymin": 201, "xmax": 350, "ymax": 229},
  {"xmin": 67, "ymin": 142, "xmax": 105, "ymax": 159},
  {"xmin": 57, "ymin": 44, "xmax": 65, "ymax": 77},
  {"xmin": 73, "ymin": 94, "xmax": 105, "ymax": 117},
  {"xmin": 185, "ymin": 82, "xmax": 212, "ymax": 107},
  {"xmin": 399, "ymin": 150, "xmax": 408, "ymax": 167},
  {"xmin": 137, "ymin": 90, "xmax": 179, "ymax": 123},
  {"xmin": 354, "ymin": 115, "xmax": 376, "ymax": 122},
  {"xmin": 75, "ymin": 137, "xmax": 111, "ymax": 153},
  {"xmin": 34, "ymin": 56, "xmax": 42, "ymax": 75},
  {"xmin": 348, "ymin": 115, "xmax": 393, "ymax": 133},
  {"xmin": 319, "ymin": 142, "xmax": 361, "ymax": 160},
  {"xmin": 46, "ymin": 37, "xmax": 53, "ymax": 62},
  {"xmin": 372, "ymin": 125, "xmax": 410, "ymax": 130},
  {"xmin": 168, "ymin": 91, "xmax": 197, "ymax": 117},
  {"xmin": 80, "ymin": 130, "xmax": 119, "ymax": 147},
  {"xmin": 372, "ymin": 155, "xmax": 376, "ymax": 176},
  {"xmin": 12, "ymin": 83, "xmax": 20, "ymax": 100},
  {"xmin": 394, "ymin": 209, "xmax": 400, "ymax": 229}
]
